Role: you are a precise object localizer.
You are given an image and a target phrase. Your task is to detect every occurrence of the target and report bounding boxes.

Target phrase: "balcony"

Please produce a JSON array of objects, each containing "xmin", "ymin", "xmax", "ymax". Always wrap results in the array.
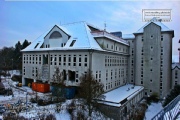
[{"xmin": 91, "ymin": 31, "xmax": 129, "ymax": 45}]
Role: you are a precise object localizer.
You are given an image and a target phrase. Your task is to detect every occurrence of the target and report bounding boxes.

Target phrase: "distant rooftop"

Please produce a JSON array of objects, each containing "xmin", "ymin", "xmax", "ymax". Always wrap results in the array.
[
  {"xmin": 172, "ymin": 63, "xmax": 180, "ymax": 69},
  {"xmin": 122, "ymin": 34, "xmax": 135, "ymax": 39}
]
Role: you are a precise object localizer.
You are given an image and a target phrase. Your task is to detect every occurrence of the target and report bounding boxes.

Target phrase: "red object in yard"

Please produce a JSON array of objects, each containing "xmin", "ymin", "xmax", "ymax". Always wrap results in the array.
[
  {"xmin": 32, "ymin": 82, "xmax": 37, "ymax": 91},
  {"xmin": 32, "ymin": 82, "xmax": 50, "ymax": 93}
]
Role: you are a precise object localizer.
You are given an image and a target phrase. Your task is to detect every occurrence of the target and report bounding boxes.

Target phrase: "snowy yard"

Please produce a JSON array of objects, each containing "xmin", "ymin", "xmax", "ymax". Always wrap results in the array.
[
  {"xmin": 144, "ymin": 102, "xmax": 163, "ymax": 120},
  {"xmin": 0, "ymin": 71, "xmax": 107, "ymax": 120}
]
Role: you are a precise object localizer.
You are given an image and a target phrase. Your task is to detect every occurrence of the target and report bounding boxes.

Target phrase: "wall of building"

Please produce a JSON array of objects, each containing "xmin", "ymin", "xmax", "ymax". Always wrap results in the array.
[
  {"xmin": 134, "ymin": 23, "xmax": 173, "ymax": 97},
  {"xmin": 44, "ymin": 26, "xmax": 69, "ymax": 48},
  {"xmin": 126, "ymin": 40, "xmax": 135, "ymax": 84},
  {"xmin": 92, "ymin": 51, "xmax": 128, "ymax": 91},
  {"xmin": 22, "ymin": 49, "xmax": 129, "ymax": 92},
  {"xmin": 22, "ymin": 51, "xmax": 90, "ymax": 86},
  {"xmin": 172, "ymin": 66, "xmax": 180, "ymax": 88},
  {"xmin": 97, "ymin": 90, "xmax": 144, "ymax": 120}
]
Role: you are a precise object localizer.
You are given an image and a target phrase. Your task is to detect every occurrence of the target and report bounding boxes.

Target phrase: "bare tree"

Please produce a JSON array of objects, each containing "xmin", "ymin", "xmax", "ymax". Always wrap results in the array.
[
  {"xmin": 51, "ymin": 67, "xmax": 66, "ymax": 102},
  {"xmin": 79, "ymin": 69, "xmax": 104, "ymax": 117}
]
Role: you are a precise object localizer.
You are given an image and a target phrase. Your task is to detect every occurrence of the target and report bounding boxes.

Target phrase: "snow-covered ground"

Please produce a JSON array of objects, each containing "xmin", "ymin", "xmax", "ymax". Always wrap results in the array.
[
  {"xmin": 0, "ymin": 70, "xmax": 107, "ymax": 120},
  {"xmin": 144, "ymin": 102, "xmax": 163, "ymax": 120}
]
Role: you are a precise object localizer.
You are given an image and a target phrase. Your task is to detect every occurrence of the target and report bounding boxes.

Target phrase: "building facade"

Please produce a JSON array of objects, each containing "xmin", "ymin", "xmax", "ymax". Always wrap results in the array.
[
  {"xmin": 22, "ymin": 18, "xmax": 175, "ymax": 98},
  {"xmin": 21, "ymin": 22, "xmax": 129, "ymax": 92},
  {"xmin": 122, "ymin": 18, "xmax": 174, "ymax": 97}
]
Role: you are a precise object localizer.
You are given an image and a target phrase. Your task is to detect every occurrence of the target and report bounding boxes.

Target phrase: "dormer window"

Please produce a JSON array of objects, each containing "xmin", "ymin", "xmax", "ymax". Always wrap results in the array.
[
  {"xmin": 49, "ymin": 31, "xmax": 62, "ymax": 39},
  {"xmin": 70, "ymin": 40, "xmax": 76, "ymax": 47}
]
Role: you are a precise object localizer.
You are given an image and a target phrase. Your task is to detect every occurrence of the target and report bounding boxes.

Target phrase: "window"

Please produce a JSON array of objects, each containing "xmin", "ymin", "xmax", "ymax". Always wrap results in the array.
[
  {"xmin": 150, "ymin": 79, "xmax": 152, "ymax": 82},
  {"xmin": 73, "ymin": 55, "xmax": 76, "ymax": 66},
  {"xmin": 79, "ymin": 55, "xmax": 81, "ymax": 66},
  {"xmin": 32, "ymin": 55, "xmax": 34, "ymax": 64},
  {"xmin": 70, "ymin": 40, "xmax": 76, "ymax": 47},
  {"xmin": 84, "ymin": 55, "xmax": 87, "ymax": 67},
  {"xmin": 26, "ymin": 55, "xmax": 28, "ymax": 64},
  {"xmin": 142, "ymin": 36, "xmax": 144, "ymax": 41},
  {"xmin": 50, "ymin": 55, "xmax": 53, "ymax": 65},
  {"xmin": 161, "ymin": 35, "xmax": 163, "ymax": 41},
  {"xmin": 107, "ymin": 44, "xmax": 108, "ymax": 48},
  {"xmin": 63, "ymin": 55, "xmax": 66, "ymax": 66},
  {"xmin": 59, "ymin": 55, "xmax": 61, "ymax": 65},
  {"xmin": 54, "ymin": 55, "xmax": 57, "ymax": 65},
  {"xmin": 23, "ymin": 67, "xmax": 25, "ymax": 75},
  {"xmin": 150, "ymin": 35, "xmax": 154, "ymax": 39},
  {"xmin": 68, "ymin": 55, "xmax": 71, "ymax": 66},
  {"xmin": 49, "ymin": 31, "xmax": 62, "ymax": 39},
  {"xmin": 34, "ymin": 43, "xmax": 39, "ymax": 49},
  {"xmin": 39, "ymin": 55, "xmax": 41, "ymax": 64},
  {"xmin": 29, "ymin": 55, "xmax": 31, "ymax": 64},
  {"xmin": 36, "ymin": 55, "xmax": 38, "ymax": 64}
]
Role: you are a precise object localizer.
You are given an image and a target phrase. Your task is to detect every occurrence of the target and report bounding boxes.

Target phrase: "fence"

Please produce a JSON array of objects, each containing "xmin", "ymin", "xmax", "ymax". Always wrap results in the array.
[{"xmin": 151, "ymin": 95, "xmax": 180, "ymax": 120}]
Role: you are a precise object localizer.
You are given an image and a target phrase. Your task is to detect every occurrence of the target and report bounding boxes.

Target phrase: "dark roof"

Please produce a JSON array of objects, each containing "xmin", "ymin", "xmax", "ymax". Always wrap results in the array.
[{"xmin": 172, "ymin": 63, "xmax": 180, "ymax": 70}]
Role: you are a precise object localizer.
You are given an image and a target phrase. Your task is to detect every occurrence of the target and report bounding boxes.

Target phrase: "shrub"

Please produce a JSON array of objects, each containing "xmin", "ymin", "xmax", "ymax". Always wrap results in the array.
[
  {"xmin": 146, "ymin": 92, "xmax": 159, "ymax": 104},
  {"xmin": 163, "ymin": 85, "xmax": 180, "ymax": 107},
  {"xmin": 37, "ymin": 99, "xmax": 45, "ymax": 106},
  {"xmin": 11, "ymin": 75, "xmax": 22, "ymax": 82},
  {"xmin": 30, "ymin": 97, "xmax": 37, "ymax": 103},
  {"xmin": 68, "ymin": 100, "xmax": 75, "ymax": 114}
]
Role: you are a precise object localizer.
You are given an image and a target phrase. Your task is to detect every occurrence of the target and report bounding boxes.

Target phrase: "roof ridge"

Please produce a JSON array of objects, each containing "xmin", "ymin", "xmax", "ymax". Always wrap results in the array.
[
  {"xmin": 61, "ymin": 21, "xmax": 86, "ymax": 26},
  {"xmin": 83, "ymin": 22, "xmax": 92, "ymax": 48}
]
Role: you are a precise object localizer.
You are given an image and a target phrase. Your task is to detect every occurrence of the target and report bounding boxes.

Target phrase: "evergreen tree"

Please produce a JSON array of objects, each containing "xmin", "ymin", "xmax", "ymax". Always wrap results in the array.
[
  {"xmin": 79, "ymin": 69, "xmax": 104, "ymax": 117},
  {"xmin": 163, "ymin": 84, "xmax": 180, "ymax": 107},
  {"xmin": 21, "ymin": 39, "xmax": 31, "ymax": 50}
]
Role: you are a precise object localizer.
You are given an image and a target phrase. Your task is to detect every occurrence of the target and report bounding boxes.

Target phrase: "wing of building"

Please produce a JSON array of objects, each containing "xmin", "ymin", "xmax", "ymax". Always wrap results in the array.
[
  {"xmin": 21, "ymin": 21, "xmax": 129, "ymax": 92},
  {"xmin": 22, "ymin": 18, "xmax": 176, "ymax": 99},
  {"xmin": 122, "ymin": 17, "xmax": 174, "ymax": 98}
]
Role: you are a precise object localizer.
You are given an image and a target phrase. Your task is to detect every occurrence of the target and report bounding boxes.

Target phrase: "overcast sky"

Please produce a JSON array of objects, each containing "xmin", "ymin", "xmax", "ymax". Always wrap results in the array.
[{"xmin": 0, "ymin": 0, "xmax": 179, "ymax": 56}]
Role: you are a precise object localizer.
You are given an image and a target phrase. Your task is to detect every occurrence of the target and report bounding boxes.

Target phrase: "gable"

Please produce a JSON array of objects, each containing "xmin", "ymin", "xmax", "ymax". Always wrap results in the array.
[{"xmin": 44, "ymin": 25, "xmax": 70, "ymax": 40}]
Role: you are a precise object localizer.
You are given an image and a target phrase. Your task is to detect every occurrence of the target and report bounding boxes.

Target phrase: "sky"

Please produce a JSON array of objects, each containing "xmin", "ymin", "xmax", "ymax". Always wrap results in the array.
[{"xmin": 0, "ymin": 0, "xmax": 180, "ymax": 56}]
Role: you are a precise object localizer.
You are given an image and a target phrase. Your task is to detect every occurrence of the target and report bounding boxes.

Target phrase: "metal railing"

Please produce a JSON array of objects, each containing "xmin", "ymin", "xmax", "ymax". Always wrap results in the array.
[{"xmin": 151, "ymin": 95, "xmax": 180, "ymax": 120}]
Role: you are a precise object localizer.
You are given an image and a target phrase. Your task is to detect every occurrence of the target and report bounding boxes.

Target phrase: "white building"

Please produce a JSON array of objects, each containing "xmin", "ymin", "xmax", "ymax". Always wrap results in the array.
[
  {"xmin": 22, "ymin": 18, "xmax": 175, "ymax": 98},
  {"xmin": 21, "ymin": 22, "xmax": 129, "ymax": 92}
]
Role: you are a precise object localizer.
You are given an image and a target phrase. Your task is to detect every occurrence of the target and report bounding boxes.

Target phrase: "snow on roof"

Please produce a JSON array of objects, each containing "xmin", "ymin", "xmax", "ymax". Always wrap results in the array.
[
  {"xmin": 22, "ymin": 22, "xmax": 102, "ymax": 52},
  {"xmin": 92, "ymin": 31, "xmax": 129, "ymax": 46},
  {"xmin": 134, "ymin": 18, "xmax": 173, "ymax": 34},
  {"xmin": 97, "ymin": 84, "xmax": 144, "ymax": 107},
  {"xmin": 122, "ymin": 34, "xmax": 135, "ymax": 39},
  {"xmin": 21, "ymin": 27, "xmax": 52, "ymax": 51},
  {"xmin": 62, "ymin": 22, "xmax": 102, "ymax": 50}
]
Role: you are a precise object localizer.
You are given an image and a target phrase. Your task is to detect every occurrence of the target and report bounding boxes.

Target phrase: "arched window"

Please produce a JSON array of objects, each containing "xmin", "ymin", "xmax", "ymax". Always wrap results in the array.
[{"xmin": 49, "ymin": 31, "xmax": 62, "ymax": 39}]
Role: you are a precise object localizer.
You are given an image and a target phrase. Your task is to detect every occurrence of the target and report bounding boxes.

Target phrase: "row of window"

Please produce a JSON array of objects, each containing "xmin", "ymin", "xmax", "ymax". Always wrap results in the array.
[
  {"xmin": 141, "ymin": 35, "xmax": 163, "ymax": 41},
  {"xmin": 106, "ymin": 44, "xmax": 128, "ymax": 53},
  {"xmin": 23, "ymin": 54, "xmax": 88, "ymax": 67},
  {"xmin": 50, "ymin": 54, "xmax": 88, "ymax": 67},
  {"xmin": 105, "ymin": 56, "xmax": 128, "ymax": 67},
  {"xmin": 105, "ymin": 69, "xmax": 127, "ymax": 90}
]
